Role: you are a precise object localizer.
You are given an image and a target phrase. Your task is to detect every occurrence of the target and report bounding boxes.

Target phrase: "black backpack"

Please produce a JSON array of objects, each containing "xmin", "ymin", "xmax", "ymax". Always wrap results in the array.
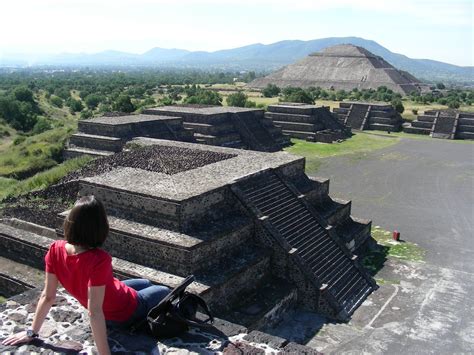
[{"xmin": 135, "ymin": 275, "xmax": 214, "ymax": 339}]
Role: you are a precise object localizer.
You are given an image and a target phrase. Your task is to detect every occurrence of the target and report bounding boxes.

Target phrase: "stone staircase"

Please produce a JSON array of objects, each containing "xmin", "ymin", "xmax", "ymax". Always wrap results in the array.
[
  {"xmin": 265, "ymin": 104, "xmax": 350, "ymax": 143},
  {"xmin": 144, "ymin": 105, "xmax": 290, "ymax": 151},
  {"xmin": 404, "ymin": 110, "xmax": 474, "ymax": 140},
  {"xmin": 334, "ymin": 102, "xmax": 402, "ymax": 132},
  {"xmin": 1, "ymin": 140, "xmax": 375, "ymax": 326},
  {"xmin": 457, "ymin": 113, "xmax": 474, "ymax": 140},
  {"xmin": 231, "ymin": 171, "xmax": 376, "ymax": 319}
]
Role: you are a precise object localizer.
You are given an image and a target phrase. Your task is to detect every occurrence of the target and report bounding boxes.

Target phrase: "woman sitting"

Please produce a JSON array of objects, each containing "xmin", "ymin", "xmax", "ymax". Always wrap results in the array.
[{"xmin": 2, "ymin": 195, "xmax": 170, "ymax": 354}]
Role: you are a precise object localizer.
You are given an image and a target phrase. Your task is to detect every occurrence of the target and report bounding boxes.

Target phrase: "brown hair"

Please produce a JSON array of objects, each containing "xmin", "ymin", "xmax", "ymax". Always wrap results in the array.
[{"xmin": 63, "ymin": 196, "xmax": 109, "ymax": 248}]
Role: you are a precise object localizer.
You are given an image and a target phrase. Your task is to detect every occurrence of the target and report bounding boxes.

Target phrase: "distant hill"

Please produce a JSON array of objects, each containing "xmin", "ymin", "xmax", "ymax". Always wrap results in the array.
[{"xmin": 1, "ymin": 37, "xmax": 472, "ymax": 84}]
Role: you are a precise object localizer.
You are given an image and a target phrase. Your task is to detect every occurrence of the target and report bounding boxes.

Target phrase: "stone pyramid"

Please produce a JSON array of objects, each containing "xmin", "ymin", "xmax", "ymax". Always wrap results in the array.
[{"xmin": 249, "ymin": 44, "xmax": 425, "ymax": 95}]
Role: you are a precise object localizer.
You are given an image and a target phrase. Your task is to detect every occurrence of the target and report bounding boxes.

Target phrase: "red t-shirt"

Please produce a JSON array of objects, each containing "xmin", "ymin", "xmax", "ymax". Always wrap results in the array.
[{"xmin": 45, "ymin": 240, "xmax": 138, "ymax": 322}]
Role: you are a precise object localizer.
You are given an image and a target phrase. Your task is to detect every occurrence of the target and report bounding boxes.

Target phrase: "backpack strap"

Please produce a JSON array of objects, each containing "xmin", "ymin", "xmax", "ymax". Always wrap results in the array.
[{"xmin": 174, "ymin": 294, "xmax": 214, "ymax": 327}]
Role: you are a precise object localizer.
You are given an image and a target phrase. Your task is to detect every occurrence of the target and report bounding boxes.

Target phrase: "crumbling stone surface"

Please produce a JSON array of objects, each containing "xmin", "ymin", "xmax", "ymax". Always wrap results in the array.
[{"xmin": 0, "ymin": 289, "xmax": 315, "ymax": 354}]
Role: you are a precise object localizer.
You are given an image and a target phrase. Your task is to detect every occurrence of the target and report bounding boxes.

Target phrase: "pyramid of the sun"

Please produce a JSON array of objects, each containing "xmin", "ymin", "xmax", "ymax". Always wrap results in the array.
[{"xmin": 249, "ymin": 44, "xmax": 425, "ymax": 95}]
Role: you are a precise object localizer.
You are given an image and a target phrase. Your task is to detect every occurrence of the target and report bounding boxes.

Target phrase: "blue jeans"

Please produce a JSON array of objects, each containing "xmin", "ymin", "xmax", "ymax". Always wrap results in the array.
[{"xmin": 107, "ymin": 279, "xmax": 170, "ymax": 328}]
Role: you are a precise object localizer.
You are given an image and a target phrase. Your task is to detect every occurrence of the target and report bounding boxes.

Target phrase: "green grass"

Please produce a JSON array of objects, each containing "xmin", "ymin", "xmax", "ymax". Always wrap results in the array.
[
  {"xmin": 0, "ymin": 295, "xmax": 6, "ymax": 303},
  {"xmin": 363, "ymin": 226, "xmax": 425, "ymax": 276},
  {"xmin": 0, "ymin": 155, "xmax": 93, "ymax": 201},
  {"xmin": 0, "ymin": 126, "xmax": 76, "ymax": 179},
  {"xmin": 284, "ymin": 133, "xmax": 400, "ymax": 174}
]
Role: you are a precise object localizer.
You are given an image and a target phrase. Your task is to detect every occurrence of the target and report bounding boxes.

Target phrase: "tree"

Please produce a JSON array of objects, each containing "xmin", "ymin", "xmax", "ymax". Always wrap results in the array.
[
  {"xmin": 226, "ymin": 91, "xmax": 248, "ymax": 107},
  {"xmin": 84, "ymin": 94, "xmax": 102, "ymax": 109},
  {"xmin": 436, "ymin": 83, "xmax": 446, "ymax": 90},
  {"xmin": 13, "ymin": 86, "xmax": 35, "ymax": 103},
  {"xmin": 113, "ymin": 94, "xmax": 135, "ymax": 113},
  {"xmin": 447, "ymin": 100, "xmax": 460, "ymax": 109},
  {"xmin": 68, "ymin": 98, "xmax": 84, "ymax": 113},
  {"xmin": 184, "ymin": 89, "xmax": 222, "ymax": 106},
  {"xmin": 50, "ymin": 96, "xmax": 63, "ymax": 108},
  {"xmin": 262, "ymin": 84, "xmax": 281, "ymax": 98},
  {"xmin": 391, "ymin": 99, "xmax": 405, "ymax": 114},
  {"xmin": 281, "ymin": 88, "xmax": 314, "ymax": 104}
]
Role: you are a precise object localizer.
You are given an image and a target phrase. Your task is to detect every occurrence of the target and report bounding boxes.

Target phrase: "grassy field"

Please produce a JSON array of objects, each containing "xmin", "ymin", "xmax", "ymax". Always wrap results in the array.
[
  {"xmin": 0, "ymin": 155, "xmax": 93, "ymax": 201},
  {"xmin": 285, "ymin": 133, "xmax": 400, "ymax": 175}
]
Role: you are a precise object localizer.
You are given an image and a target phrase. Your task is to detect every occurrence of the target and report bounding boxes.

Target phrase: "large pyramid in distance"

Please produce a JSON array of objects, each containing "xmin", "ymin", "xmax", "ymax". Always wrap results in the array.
[{"xmin": 249, "ymin": 44, "xmax": 425, "ymax": 95}]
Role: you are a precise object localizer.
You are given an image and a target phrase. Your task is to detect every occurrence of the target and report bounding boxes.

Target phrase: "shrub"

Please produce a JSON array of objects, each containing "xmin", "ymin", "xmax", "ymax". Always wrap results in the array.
[
  {"xmin": 50, "ymin": 96, "xmax": 63, "ymax": 108},
  {"xmin": 262, "ymin": 84, "xmax": 281, "ymax": 98},
  {"xmin": 391, "ymin": 99, "xmax": 405, "ymax": 114},
  {"xmin": 32, "ymin": 117, "xmax": 52, "ymax": 134},
  {"xmin": 226, "ymin": 91, "xmax": 248, "ymax": 107}
]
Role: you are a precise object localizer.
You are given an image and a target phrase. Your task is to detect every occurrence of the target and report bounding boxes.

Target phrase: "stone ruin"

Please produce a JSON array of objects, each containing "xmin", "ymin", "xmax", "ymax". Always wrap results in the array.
[
  {"xmin": 265, "ymin": 103, "xmax": 351, "ymax": 143},
  {"xmin": 0, "ymin": 139, "xmax": 376, "ymax": 352},
  {"xmin": 65, "ymin": 113, "xmax": 194, "ymax": 158},
  {"xmin": 249, "ymin": 44, "xmax": 428, "ymax": 95},
  {"xmin": 403, "ymin": 110, "xmax": 474, "ymax": 140},
  {"xmin": 333, "ymin": 102, "xmax": 403, "ymax": 132},
  {"xmin": 65, "ymin": 105, "xmax": 290, "ymax": 159},
  {"xmin": 143, "ymin": 105, "xmax": 290, "ymax": 152}
]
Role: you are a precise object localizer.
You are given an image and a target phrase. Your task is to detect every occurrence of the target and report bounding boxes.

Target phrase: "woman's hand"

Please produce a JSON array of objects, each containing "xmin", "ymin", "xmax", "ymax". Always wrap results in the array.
[{"xmin": 1, "ymin": 331, "xmax": 34, "ymax": 346}]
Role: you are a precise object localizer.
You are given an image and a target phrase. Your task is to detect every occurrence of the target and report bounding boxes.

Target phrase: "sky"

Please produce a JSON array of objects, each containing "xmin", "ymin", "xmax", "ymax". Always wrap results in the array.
[{"xmin": 0, "ymin": 0, "xmax": 473, "ymax": 66}]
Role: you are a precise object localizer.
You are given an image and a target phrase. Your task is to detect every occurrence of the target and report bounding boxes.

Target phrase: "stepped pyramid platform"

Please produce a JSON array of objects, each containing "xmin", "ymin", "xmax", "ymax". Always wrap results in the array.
[
  {"xmin": 249, "ymin": 44, "xmax": 427, "ymax": 95},
  {"xmin": 403, "ymin": 110, "xmax": 474, "ymax": 140},
  {"xmin": 143, "ymin": 105, "xmax": 290, "ymax": 152},
  {"xmin": 265, "ymin": 103, "xmax": 351, "ymax": 143},
  {"xmin": 64, "ymin": 113, "xmax": 195, "ymax": 159},
  {"xmin": 333, "ymin": 102, "xmax": 403, "ymax": 132},
  {"xmin": 1, "ymin": 139, "xmax": 376, "ymax": 332}
]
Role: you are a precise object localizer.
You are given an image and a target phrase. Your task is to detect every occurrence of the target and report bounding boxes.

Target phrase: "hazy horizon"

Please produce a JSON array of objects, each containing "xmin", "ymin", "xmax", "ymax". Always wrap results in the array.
[{"xmin": 1, "ymin": 0, "xmax": 472, "ymax": 66}]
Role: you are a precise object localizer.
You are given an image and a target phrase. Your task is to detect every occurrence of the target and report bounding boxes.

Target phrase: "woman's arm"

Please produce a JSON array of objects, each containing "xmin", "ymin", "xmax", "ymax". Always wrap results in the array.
[
  {"xmin": 88, "ymin": 285, "xmax": 111, "ymax": 355},
  {"xmin": 1, "ymin": 272, "xmax": 58, "ymax": 346}
]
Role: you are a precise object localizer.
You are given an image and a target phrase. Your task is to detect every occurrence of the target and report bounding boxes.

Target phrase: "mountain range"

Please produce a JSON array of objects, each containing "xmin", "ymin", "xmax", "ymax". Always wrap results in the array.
[{"xmin": 1, "ymin": 37, "xmax": 473, "ymax": 84}]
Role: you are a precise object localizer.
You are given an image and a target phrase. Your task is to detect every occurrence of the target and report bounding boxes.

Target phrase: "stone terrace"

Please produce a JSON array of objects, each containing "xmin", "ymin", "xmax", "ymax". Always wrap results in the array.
[
  {"xmin": 65, "ymin": 114, "xmax": 194, "ymax": 158},
  {"xmin": 333, "ymin": 102, "xmax": 403, "ymax": 132},
  {"xmin": 404, "ymin": 110, "xmax": 474, "ymax": 140},
  {"xmin": 265, "ymin": 103, "xmax": 351, "ymax": 143},
  {"xmin": 143, "ymin": 105, "xmax": 290, "ymax": 152},
  {"xmin": 1, "ymin": 139, "xmax": 375, "ymax": 349}
]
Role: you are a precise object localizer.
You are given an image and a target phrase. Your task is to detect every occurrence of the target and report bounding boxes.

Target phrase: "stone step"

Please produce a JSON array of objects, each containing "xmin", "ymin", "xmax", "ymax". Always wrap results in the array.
[
  {"xmin": 369, "ymin": 116, "xmax": 398, "ymax": 125},
  {"xmin": 457, "ymin": 124, "xmax": 474, "ymax": 133},
  {"xmin": 417, "ymin": 115, "xmax": 436, "ymax": 123},
  {"xmin": 368, "ymin": 110, "xmax": 394, "ymax": 118},
  {"xmin": 313, "ymin": 197, "xmax": 351, "ymax": 226},
  {"xmin": 55, "ymin": 211, "xmax": 254, "ymax": 275},
  {"xmin": 281, "ymin": 130, "xmax": 316, "ymax": 140},
  {"xmin": 272, "ymin": 121, "xmax": 324, "ymax": 133},
  {"xmin": 456, "ymin": 131, "xmax": 474, "ymax": 140},
  {"xmin": 267, "ymin": 105, "xmax": 314, "ymax": 115},
  {"xmin": 458, "ymin": 117, "xmax": 474, "ymax": 125},
  {"xmin": 0, "ymin": 222, "xmax": 270, "ymax": 310},
  {"xmin": 235, "ymin": 172, "xmax": 374, "ymax": 317},
  {"xmin": 411, "ymin": 120, "xmax": 433, "ymax": 129},
  {"xmin": 403, "ymin": 126, "xmax": 431, "ymax": 135},
  {"xmin": 183, "ymin": 122, "xmax": 235, "ymax": 135},
  {"xmin": 194, "ymin": 132, "xmax": 242, "ymax": 146},
  {"xmin": 69, "ymin": 133, "xmax": 124, "ymax": 152},
  {"xmin": 64, "ymin": 147, "xmax": 114, "ymax": 159},
  {"xmin": 0, "ymin": 256, "xmax": 44, "ymax": 298},
  {"xmin": 265, "ymin": 112, "xmax": 316, "ymax": 124},
  {"xmin": 368, "ymin": 123, "xmax": 400, "ymax": 132},
  {"xmin": 77, "ymin": 183, "xmax": 183, "ymax": 230},
  {"xmin": 218, "ymin": 277, "xmax": 297, "ymax": 330},
  {"xmin": 335, "ymin": 217, "xmax": 372, "ymax": 253}
]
